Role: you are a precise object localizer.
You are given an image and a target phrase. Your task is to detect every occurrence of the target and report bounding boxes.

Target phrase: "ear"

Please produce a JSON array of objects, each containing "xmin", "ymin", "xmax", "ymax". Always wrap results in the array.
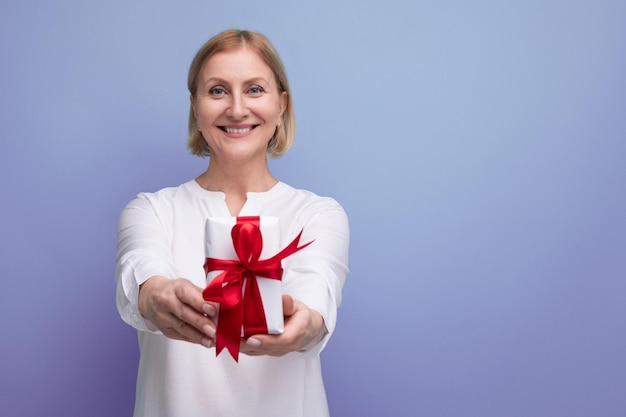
[
  {"xmin": 279, "ymin": 91, "xmax": 288, "ymax": 117},
  {"xmin": 190, "ymin": 95, "xmax": 197, "ymax": 118}
]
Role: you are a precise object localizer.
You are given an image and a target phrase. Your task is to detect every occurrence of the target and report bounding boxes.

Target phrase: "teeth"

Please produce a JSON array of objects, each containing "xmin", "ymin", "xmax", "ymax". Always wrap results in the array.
[{"xmin": 224, "ymin": 127, "xmax": 252, "ymax": 134}]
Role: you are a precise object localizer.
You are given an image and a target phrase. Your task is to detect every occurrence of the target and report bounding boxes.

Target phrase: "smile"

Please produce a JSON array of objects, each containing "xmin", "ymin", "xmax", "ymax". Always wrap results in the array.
[{"xmin": 220, "ymin": 126, "xmax": 257, "ymax": 134}]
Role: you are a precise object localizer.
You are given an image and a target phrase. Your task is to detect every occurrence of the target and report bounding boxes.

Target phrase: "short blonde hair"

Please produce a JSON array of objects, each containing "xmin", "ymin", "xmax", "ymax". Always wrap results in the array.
[{"xmin": 187, "ymin": 29, "xmax": 295, "ymax": 158}]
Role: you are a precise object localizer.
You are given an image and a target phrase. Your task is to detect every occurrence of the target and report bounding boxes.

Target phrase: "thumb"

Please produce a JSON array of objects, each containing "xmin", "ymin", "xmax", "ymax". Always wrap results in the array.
[{"xmin": 282, "ymin": 294, "xmax": 296, "ymax": 317}]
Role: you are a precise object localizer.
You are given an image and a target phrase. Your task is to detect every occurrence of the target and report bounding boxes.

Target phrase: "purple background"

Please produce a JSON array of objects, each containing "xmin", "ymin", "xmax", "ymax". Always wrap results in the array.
[{"xmin": 1, "ymin": 1, "xmax": 625, "ymax": 416}]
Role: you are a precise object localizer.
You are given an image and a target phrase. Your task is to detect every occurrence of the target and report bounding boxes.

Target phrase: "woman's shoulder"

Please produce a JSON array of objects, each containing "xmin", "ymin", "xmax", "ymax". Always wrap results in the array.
[
  {"xmin": 275, "ymin": 182, "xmax": 347, "ymax": 217},
  {"xmin": 129, "ymin": 180, "xmax": 190, "ymax": 202},
  {"xmin": 124, "ymin": 180, "xmax": 213, "ymax": 211},
  {"xmin": 273, "ymin": 183, "xmax": 349, "ymax": 237}
]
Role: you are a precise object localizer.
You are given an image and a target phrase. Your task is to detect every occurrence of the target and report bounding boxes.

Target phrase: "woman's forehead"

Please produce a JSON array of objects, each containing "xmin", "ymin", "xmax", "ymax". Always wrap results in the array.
[{"xmin": 200, "ymin": 47, "xmax": 274, "ymax": 82}]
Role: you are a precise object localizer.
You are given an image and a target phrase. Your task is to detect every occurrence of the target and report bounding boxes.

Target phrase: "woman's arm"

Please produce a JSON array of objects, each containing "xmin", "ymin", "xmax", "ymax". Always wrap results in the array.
[
  {"xmin": 115, "ymin": 194, "xmax": 216, "ymax": 347},
  {"xmin": 240, "ymin": 201, "xmax": 350, "ymax": 356}
]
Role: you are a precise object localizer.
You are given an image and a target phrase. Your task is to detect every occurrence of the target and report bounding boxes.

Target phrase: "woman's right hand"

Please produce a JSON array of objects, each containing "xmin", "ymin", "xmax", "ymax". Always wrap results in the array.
[{"xmin": 138, "ymin": 275, "xmax": 218, "ymax": 349}]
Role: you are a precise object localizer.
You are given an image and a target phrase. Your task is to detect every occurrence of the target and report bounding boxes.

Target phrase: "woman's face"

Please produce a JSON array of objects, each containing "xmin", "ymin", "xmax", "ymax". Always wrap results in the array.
[{"xmin": 192, "ymin": 46, "xmax": 286, "ymax": 163}]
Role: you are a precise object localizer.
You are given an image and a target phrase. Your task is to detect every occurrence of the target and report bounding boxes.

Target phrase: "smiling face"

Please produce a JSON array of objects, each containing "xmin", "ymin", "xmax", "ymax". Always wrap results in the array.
[{"xmin": 191, "ymin": 46, "xmax": 287, "ymax": 164}]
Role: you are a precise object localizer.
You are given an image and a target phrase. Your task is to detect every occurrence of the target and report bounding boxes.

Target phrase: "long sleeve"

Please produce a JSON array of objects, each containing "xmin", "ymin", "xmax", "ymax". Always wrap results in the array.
[
  {"xmin": 279, "ymin": 197, "xmax": 350, "ymax": 354},
  {"xmin": 115, "ymin": 193, "xmax": 177, "ymax": 332}
]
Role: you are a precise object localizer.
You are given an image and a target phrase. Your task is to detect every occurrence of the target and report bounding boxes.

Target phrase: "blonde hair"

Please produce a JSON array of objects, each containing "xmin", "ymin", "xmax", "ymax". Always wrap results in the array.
[{"xmin": 187, "ymin": 29, "xmax": 295, "ymax": 158}]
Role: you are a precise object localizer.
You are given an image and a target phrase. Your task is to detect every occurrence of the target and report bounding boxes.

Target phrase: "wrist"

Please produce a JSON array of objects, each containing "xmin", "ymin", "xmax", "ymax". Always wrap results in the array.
[{"xmin": 138, "ymin": 275, "xmax": 166, "ymax": 318}]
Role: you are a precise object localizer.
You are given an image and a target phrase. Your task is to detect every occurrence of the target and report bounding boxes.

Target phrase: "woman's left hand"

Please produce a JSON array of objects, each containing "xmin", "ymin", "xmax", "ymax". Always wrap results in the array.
[{"xmin": 239, "ymin": 294, "xmax": 326, "ymax": 357}]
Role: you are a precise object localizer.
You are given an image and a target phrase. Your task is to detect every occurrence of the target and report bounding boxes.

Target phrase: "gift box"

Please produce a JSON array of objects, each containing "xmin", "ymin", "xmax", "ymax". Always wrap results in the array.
[{"xmin": 203, "ymin": 216, "xmax": 312, "ymax": 361}]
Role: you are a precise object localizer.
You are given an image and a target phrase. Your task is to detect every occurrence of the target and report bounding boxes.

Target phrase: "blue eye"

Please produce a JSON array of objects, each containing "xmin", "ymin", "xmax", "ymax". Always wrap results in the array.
[
  {"xmin": 248, "ymin": 85, "xmax": 264, "ymax": 95},
  {"xmin": 209, "ymin": 87, "xmax": 226, "ymax": 96}
]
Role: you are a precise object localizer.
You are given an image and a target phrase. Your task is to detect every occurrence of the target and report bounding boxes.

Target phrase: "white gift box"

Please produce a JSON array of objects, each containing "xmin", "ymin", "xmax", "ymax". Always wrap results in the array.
[{"xmin": 204, "ymin": 216, "xmax": 284, "ymax": 335}]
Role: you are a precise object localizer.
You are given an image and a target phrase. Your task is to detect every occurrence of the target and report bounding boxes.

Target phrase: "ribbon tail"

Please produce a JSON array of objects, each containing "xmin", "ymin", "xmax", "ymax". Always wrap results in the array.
[
  {"xmin": 243, "ymin": 273, "xmax": 268, "ymax": 337},
  {"xmin": 215, "ymin": 301, "xmax": 244, "ymax": 362},
  {"xmin": 202, "ymin": 268, "xmax": 245, "ymax": 361},
  {"xmin": 265, "ymin": 230, "xmax": 314, "ymax": 265}
]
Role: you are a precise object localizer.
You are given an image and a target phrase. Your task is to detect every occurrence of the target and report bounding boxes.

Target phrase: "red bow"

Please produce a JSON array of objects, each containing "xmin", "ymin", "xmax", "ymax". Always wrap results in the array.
[{"xmin": 203, "ymin": 216, "xmax": 313, "ymax": 361}]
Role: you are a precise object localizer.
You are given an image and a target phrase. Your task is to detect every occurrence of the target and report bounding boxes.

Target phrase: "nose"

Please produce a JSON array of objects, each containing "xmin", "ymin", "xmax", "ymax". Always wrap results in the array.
[{"xmin": 226, "ymin": 92, "xmax": 247, "ymax": 119}]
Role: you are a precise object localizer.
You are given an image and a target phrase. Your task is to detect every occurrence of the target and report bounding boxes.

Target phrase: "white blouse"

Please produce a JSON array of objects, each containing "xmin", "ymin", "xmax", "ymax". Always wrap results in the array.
[{"xmin": 115, "ymin": 180, "xmax": 349, "ymax": 417}]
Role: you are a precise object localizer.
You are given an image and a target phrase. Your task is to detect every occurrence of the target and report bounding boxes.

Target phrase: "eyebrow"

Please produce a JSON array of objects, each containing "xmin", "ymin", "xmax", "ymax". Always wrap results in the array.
[{"xmin": 203, "ymin": 76, "xmax": 271, "ymax": 87}]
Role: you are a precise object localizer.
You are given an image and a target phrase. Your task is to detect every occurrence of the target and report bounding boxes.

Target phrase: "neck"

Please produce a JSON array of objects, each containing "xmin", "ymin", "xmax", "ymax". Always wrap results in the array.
[
  {"xmin": 196, "ymin": 158, "xmax": 277, "ymax": 216},
  {"xmin": 199, "ymin": 158, "xmax": 276, "ymax": 192}
]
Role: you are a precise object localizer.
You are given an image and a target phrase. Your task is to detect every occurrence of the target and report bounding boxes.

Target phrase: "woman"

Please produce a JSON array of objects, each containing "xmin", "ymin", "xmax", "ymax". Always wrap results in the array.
[{"xmin": 115, "ymin": 29, "xmax": 350, "ymax": 417}]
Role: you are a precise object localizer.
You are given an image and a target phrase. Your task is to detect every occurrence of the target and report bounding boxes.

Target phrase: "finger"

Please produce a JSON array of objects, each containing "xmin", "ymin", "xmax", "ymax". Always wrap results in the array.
[
  {"xmin": 282, "ymin": 294, "xmax": 295, "ymax": 316},
  {"xmin": 240, "ymin": 337, "xmax": 287, "ymax": 357},
  {"xmin": 173, "ymin": 300, "xmax": 217, "ymax": 341},
  {"xmin": 243, "ymin": 331, "xmax": 299, "ymax": 357},
  {"xmin": 163, "ymin": 324, "xmax": 214, "ymax": 349},
  {"xmin": 158, "ymin": 309, "xmax": 202, "ymax": 338},
  {"xmin": 168, "ymin": 280, "xmax": 217, "ymax": 334},
  {"xmin": 202, "ymin": 303, "xmax": 218, "ymax": 317},
  {"xmin": 174, "ymin": 280, "xmax": 218, "ymax": 317},
  {"xmin": 153, "ymin": 290, "xmax": 216, "ymax": 342},
  {"xmin": 240, "ymin": 296, "xmax": 298, "ymax": 354},
  {"xmin": 158, "ymin": 314, "xmax": 198, "ymax": 341}
]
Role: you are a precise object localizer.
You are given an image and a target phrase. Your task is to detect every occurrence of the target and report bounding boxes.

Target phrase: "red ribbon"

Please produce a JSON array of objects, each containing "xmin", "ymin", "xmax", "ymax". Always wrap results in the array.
[{"xmin": 202, "ymin": 216, "xmax": 313, "ymax": 361}]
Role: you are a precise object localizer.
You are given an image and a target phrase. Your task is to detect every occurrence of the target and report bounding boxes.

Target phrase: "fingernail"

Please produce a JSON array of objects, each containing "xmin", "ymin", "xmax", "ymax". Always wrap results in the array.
[
  {"xmin": 203, "ymin": 324, "xmax": 215, "ymax": 338},
  {"xmin": 202, "ymin": 304, "xmax": 216, "ymax": 317},
  {"xmin": 246, "ymin": 338, "xmax": 261, "ymax": 347},
  {"xmin": 201, "ymin": 338, "xmax": 213, "ymax": 349}
]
